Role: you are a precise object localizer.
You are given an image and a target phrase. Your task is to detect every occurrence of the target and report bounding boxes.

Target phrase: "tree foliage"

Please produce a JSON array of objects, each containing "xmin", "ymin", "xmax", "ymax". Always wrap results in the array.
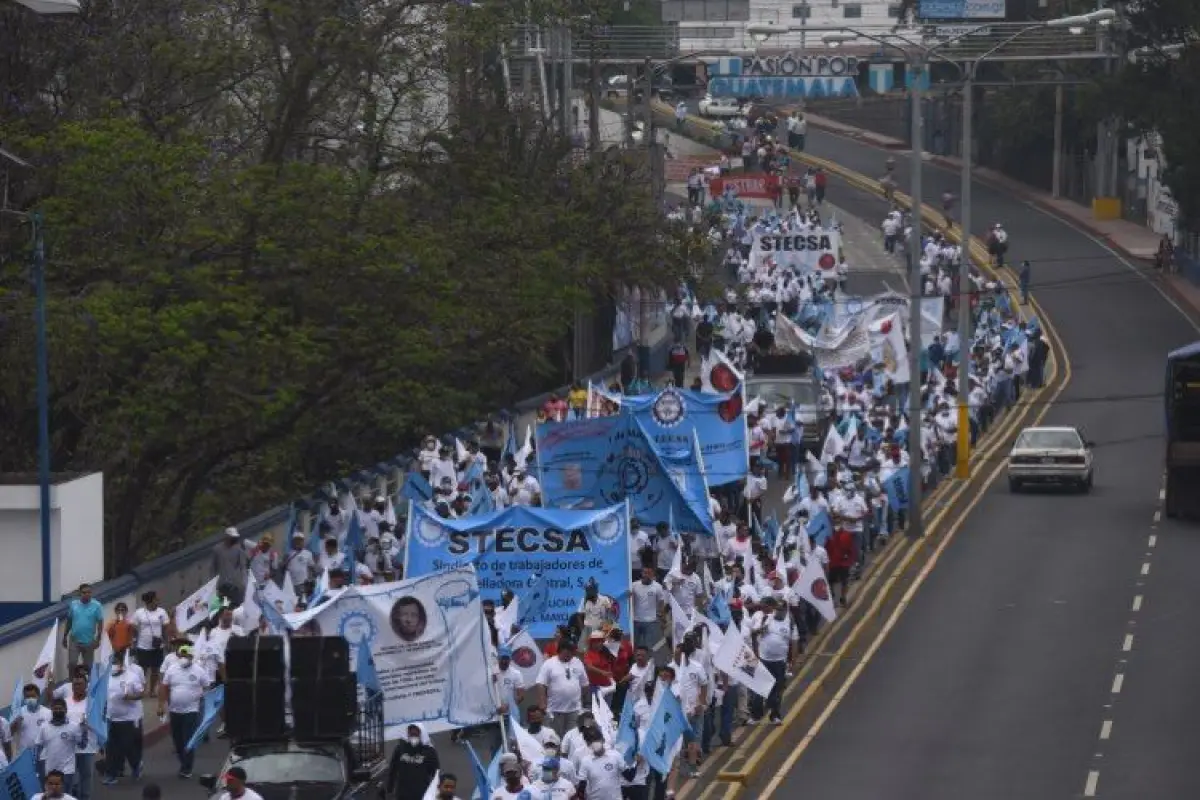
[{"xmin": 0, "ymin": 0, "xmax": 705, "ymax": 573}]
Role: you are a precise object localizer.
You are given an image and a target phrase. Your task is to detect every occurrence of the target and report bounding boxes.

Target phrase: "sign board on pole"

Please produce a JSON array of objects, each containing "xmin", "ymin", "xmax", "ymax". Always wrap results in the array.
[{"xmin": 918, "ymin": 0, "xmax": 1006, "ymax": 21}]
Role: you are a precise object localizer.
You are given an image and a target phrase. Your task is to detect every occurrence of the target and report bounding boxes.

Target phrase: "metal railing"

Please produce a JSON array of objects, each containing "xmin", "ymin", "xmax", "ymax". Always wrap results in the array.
[{"xmin": 507, "ymin": 25, "xmax": 682, "ymax": 62}]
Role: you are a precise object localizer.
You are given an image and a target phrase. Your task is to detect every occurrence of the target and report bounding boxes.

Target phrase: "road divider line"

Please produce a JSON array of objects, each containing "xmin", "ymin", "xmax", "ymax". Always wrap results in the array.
[
  {"xmin": 1112, "ymin": 673, "xmax": 1125, "ymax": 694},
  {"xmin": 1100, "ymin": 720, "xmax": 1113, "ymax": 740},
  {"xmin": 1132, "ymin": 595, "xmax": 1143, "ymax": 612},
  {"xmin": 1085, "ymin": 770, "xmax": 1100, "ymax": 797},
  {"xmin": 1122, "ymin": 633, "xmax": 1134, "ymax": 652},
  {"xmin": 753, "ymin": 318, "xmax": 1069, "ymax": 798},
  {"xmin": 1141, "ymin": 562, "xmax": 1151, "ymax": 576},
  {"xmin": 1149, "ymin": 534, "xmax": 1157, "ymax": 548}
]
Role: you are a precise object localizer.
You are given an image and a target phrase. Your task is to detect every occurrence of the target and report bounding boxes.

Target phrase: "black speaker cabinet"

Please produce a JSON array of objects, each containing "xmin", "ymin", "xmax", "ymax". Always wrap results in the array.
[
  {"xmin": 290, "ymin": 674, "xmax": 357, "ymax": 740},
  {"xmin": 224, "ymin": 677, "xmax": 287, "ymax": 740},
  {"xmin": 225, "ymin": 635, "xmax": 286, "ymax": 681},
  {"xmin": 289, "ymin": 636, "xmax": 350, "ymax": 680}
]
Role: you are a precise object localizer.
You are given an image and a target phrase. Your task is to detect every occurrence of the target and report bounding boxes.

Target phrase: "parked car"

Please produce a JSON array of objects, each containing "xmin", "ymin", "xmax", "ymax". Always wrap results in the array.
[{"xmin": 698, "ymin": 95, "xmax": 745, "ymax": 118}]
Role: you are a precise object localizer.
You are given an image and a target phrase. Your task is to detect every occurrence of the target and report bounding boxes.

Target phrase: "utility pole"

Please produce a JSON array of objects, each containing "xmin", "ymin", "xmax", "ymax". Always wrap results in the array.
[
  {"xmin": 906, "ymin": 59, "xmax": 925, "ymax": 539},
  {"xmin": 588, "ymin": 51, "xmax": 600, "ymax": 151},
  {"xmin": 954, "ymin": 63, "xmax": 974, "ymax": 480}
]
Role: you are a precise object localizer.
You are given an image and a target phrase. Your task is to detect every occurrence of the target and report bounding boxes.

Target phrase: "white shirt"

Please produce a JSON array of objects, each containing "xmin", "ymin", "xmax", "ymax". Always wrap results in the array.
[
  {"xmin": 15, "ymin": 705, "xmax": 51, "ymax": 754},
  {"xmin": 207, "ymin": 624, "xmax": 247, "ymax": 666},
  {"xmin": 32, "ymin": 795, "xmax": 78, "ymax": 800},
  {"xmin": 671, "ymin": 657, "xmax": 709, "ymax": 716},
  {"xmin": 751, "ymin": 612, "xmax": 797, "ymax": 663},
  {"xmin": 528, "ymin": 776, "xmax": 577, "ymax": 799},
  {"xmin": 132, "ymin": 607, "xmax": 170, "ymax": 651},
  {"xmin": 162, "ymin": 662, "xmax": 209, "ymax": 714},
  {"xmin": 666, "ymin": 573, "xmax": 703, "ymax": 616},
  {"xmin": 834, "ymin": 493, "xmax": 869, "ymax": 533},
  {"xmin": 35, "ymin": 720, "xmax": 84, "ymax": 773},
  {"xmin": 578, "ymin": 750, "xmax": 626, "ymax": 800},
  {"xmin": 62, "ymin": 692, "xmax": 98, "ymax": 755},
  {"xmin": 106, "ymin": 664, "xmax": 147, "ymax": 723},
  {"xmin": 630, "ymin": 580, "xmax": 666, "ymax": 623},
  {"xmin": 495, "ymin": 665, "xmax": 526, "ymax": 705},
  {"xmin": 492, "ymin": 783, "xmax": 531, "ymax": 800},
  {"xmin": 536, "ymin": 657, "xmax": 589, "ymax": 714},
  {"xmin": 217, "ymin": 791, "xmax": 265, "ymax": 800},
  {"xmin": 283, "ymin": 548, "xmax": 316, "ymax": 586}
]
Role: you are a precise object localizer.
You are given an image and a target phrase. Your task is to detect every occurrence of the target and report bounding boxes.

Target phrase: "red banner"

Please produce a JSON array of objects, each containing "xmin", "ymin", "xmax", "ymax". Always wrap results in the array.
[{"xmin": 708, "ymin": 175, "xmax": 780, "ymax": 200}]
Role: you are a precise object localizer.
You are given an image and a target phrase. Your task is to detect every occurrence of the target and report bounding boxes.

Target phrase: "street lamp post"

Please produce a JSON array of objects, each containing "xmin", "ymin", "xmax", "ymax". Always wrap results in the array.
[
  {"xmin": 747, "ymin": 12, "xmax": 1113, "ymax": 536},
  {"xmin": 7, "ymin": 0, "xmax": 80, "ymax": 602}
]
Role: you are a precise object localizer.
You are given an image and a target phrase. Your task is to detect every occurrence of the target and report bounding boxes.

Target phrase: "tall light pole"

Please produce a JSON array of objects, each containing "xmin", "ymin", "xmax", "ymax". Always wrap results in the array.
[
  {"xmin": 7, "ymin": 0, "xmax": 80, "ymax": 601},
  {"xmin": 951, "ymin": 8, "xmax": 1114, "ymax": 479}
]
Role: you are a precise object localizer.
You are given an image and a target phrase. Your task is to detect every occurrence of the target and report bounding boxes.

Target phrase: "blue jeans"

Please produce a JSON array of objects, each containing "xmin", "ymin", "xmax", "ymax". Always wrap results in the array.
[
  {"xmin": 170, "ymin": 711, "xmax": 200, "ymax": 773},
  {"xmin": 74, "ymin": 753, "xmax": 94, "ymax": 800}
]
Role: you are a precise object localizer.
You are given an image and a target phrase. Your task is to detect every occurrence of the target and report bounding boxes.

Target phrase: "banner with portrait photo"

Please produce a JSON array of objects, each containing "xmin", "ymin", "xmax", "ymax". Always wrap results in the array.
[
  {"xmin": 282, "ymin": 566, "xmax": 495, "ymax": 739},
  {"xmin": 403, "ymin": 502, "xmax": 632, "ymax": 639}
]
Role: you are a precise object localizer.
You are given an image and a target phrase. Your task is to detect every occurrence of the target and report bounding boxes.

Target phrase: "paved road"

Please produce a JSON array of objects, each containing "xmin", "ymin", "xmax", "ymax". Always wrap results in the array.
[
  {"xmin": 91, "ymin": 128, "xmax": 909, "ymax": 800},
  {"xmin": 754, "ymin": 129, "xmax": 1200, "ymax": 800}
]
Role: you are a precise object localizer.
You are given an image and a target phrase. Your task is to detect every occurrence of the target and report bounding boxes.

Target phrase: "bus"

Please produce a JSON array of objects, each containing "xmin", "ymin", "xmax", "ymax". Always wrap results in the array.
[{"xmin": 1165, "ymin": 342, "xmax": 1200, "ymax": 518}]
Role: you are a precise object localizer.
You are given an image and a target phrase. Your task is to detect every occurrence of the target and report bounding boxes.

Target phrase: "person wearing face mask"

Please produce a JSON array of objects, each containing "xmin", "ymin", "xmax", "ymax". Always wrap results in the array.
[
  {"xmin": 722, "ymin": 523, "xmax": 753, "ymax": 564},
  {"xmin": 157, "ymin": 645, "xmax": 210, "ymax": 778},
  {"xmin": 525, "ymin": 707, "xmax": 560, "ymax": 748},
  {"xmin": 541, "ymin": 742, "xmax": 576, "ymax": 785},
  {"xmin": 31, "ymin": 769, "xmax": 78, "ymax": 800},
  {"xmin": 748, "ymin": 597, "xmax": 798, "ymax": 725},
  {"xmin": 490, "ymin": 753, "xmax": 530, "ymax": 799},
  {"xmin": 580, "ymin": 581, "xmax": 614, "ymax": 641},
  {"xmin": 527, "ymin": 756, "xmax": 576, "ymax": 799},
  {"xmin": 34, "ymin": 699, "xmax": 87, "ymax": 795},
  {"xmin": 582, "ymin": 633, "xmax": 615, "ymax": 697},
  {"xmin": 102, "ymin": 650, "xmax": 146, "ymax": 786},
  {"xmin": 669, "ymin": 637, "xmax": 708, "ymax": 782},
  {"xmin": 833, "ymin": 479, "xmax": 869, "ymax": 579},
  {"xmin": 386, "ymin": 723, "xmax": 440, "ymax": 800},
  {"xmin": 216, "ymin": 766, "xmax": 264, "ymax": 800},
  {"xmin": 604, "ymin": 627, "xmax": 634, "ymax": 713},
  {"xmin": 576, "ymin": 731, "xmax": 623, "ymax": 800},
  {"xmin": 52, "ymin": 670, "xmax": 97, "ymax": 800},
  {"xmin": 12, "ymin": 683, "xmax": 51, "ymax": 757},
  {"xmin": 559, "ymin": 711, "xmax": 597, "ymax": 769}
]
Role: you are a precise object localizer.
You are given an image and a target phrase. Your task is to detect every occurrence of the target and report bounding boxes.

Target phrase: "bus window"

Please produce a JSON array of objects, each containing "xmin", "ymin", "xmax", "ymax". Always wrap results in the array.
[{"xmin": 1170, "ymin": 362, "xmax": 1200, "ymax": 441}]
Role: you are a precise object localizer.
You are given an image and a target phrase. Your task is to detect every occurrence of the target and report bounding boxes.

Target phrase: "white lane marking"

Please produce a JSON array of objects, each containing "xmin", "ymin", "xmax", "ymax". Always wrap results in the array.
[
  {"xmin": 1160, "ymin": 488, "xmax": 1167, "ymax": 501},
  {"xmin": 1153, "ymin": 510, "xmax": 1162, "ymax": 523},
  {"xmin": 1133, "ymin": 595, "xmax": 1143, "ymax": 611},
  {"xmin": 1141, "ymin": 562, "xmax": 1152, "ymax": 576},
  {"xmin": 1149, "ymin": 534, "xmax": 1157, "ymax": 548},
  {"xmin": 1084, "ymin": 770, "xmax": 1100, "ymax": 797},
  {"xmin": 1123, "ymin": 634, "xmax": 1134, "ymax": 652},
  {"xmin": 1100, "ymin": 720, "xmax": 1113, "ymax": 740},
  {"xmin": 1112, "ymin": 673, "xmax": 1125, "ymax": 694}
]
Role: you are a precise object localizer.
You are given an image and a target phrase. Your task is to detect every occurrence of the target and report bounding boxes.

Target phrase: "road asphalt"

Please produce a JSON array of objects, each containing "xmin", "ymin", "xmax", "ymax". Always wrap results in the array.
[
  {"xmin": 91, "ymin": 122, "xmax": 907, "ymax": 800},
  {"xmin": 747, "ymin": 129, "xmax": 1200, "ymax": 800}
]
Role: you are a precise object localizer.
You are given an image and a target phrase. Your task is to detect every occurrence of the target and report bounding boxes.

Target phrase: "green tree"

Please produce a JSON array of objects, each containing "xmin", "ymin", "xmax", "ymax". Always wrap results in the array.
[{"xmin": 0, "ymin": 0, "xmax": 705, "ymax": 573}]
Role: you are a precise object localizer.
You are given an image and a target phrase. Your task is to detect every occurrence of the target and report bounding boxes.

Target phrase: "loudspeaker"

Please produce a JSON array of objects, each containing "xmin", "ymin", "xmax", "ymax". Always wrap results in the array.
[
  {"xmin": 290, "ymin": 636, "xmax": 350, "ymax": 680},
  {"xmin": 225, "ymin": 677, "xmax": 287, "ymax": 740},
  {"xmin": 290, "ymin": 674, "xmax": 357, "ymax": 739},
  {"xmin": 225, "ymin": 635, "xmax": 286, "ymax": 681}
]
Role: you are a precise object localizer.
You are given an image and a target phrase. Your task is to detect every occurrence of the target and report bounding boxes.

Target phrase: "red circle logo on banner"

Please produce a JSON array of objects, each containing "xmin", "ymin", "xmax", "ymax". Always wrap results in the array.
[
  {"xmin": 810, "ymin": 577, "xmax": 831, "ymax": 602},
  {"xmin": 710, "ymin": 364, "xmax": 739, "ymax": 393},
  {"xmin": 718, "ymin": 393, "xmax": 743, "ymax": 423},
  {"xmin": 818, "ymin": 253, "xmax": 836, "ymax": 270}
]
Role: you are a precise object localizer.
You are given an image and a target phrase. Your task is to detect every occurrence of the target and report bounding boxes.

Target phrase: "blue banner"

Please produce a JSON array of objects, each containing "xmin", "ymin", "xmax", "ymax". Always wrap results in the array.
[
  {"xmin": 0, "ymin": 750, "xmax": 40, "ymax": 800},
  {"xmin": 403, "ymin": 503, "xmax": 632, "ymax": 638},
  {"xmin": 535, "ymin": 414, "xmax": 714, "ymax": 534},
  {"xmin": 883, "ymin": 468, "xmax": 911, "ymax": 512},
  {"xmin": 618, "ymin": 387, "xmax": 748, "ymax": 485}
]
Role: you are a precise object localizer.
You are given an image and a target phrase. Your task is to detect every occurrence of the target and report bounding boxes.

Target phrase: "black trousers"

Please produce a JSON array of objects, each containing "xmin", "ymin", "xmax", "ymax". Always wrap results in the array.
[{"xmin": 106, "ymin": 719, "xmax": 143, "ymax": 777}]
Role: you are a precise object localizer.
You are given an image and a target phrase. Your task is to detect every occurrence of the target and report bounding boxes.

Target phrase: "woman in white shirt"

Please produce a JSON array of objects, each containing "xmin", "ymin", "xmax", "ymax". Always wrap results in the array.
[{"xmin": 132, "ymin": 591, "xmax": 171, "ymax": 693}]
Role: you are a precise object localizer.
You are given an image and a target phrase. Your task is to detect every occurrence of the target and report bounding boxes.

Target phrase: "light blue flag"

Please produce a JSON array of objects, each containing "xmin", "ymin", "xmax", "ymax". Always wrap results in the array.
[
  {"xmin": 480, "ymin": 747, "xmax": 503, "ymax": 800},
  {"xmin": 708, "ymin": 590, "xmax": 732, "ymax": 627},
  {"xmin": 501, "ymin": 422, "xmax": 516, "ymax": 464},
  {"xmin": 793, "ymin": 467, "xmax": 810, "ymax": 500},
  {"xmin": 401, "ymin": 473, "xmax": 433, "ymax": 505},
  {"xmin": 309, "ymin": 568, "xmax": 330, "ymax": 607},
  {"xmin": 468, "ymin": 480, "xmax": 494, "ymax": 516},
  {"xmin": 0, "ymin": 750, "xmax": 41, "ymax": 798},
  {"xmin": 883, "ymin": 468, "xmax": 911, "ymax": 512},
  {"xmin": 8, "ymin": 676, "xmax": 22, "ymax": 721},
  {"xmin": 258, "ymin": 589, "xmax": 289, "ymax": 630},
  {"xmin": 305, "ymin": 511, "xmax": 323, "ymax": 556},
  {"xmin": 614, "ymin": 688, "xmax": 640, "ymax": 765},
  {"xmin": 464, "ymin": 460, "xmax": 484, "ymax": 487},
  {"xmin": 463, "ymin": 740, "xmax": 492, "ymax": 800},
  {"xmin": 85, "ymin": 665, "xmax": 110, "ymax": 748},
  {"xmin": 643, "ymin": 688, "xmax": 692, "ymax": 775},
  {"xmin": 515, "ymin": 572, "xmax": 551, "ymax": 631},
  {"xmin": 806, "ymin": 509, "xmax": 834, "ymax": 546},
  {"xmin": 185, "ymin": 685, "xmax": 224, "ymax": 752},
  {"xmin": 343, "ymin": 509, "xmax": 364, "ymax": 565},
  {"xmin": 356, "ymin": 638, "xmax": 381, "ymax": 698}
]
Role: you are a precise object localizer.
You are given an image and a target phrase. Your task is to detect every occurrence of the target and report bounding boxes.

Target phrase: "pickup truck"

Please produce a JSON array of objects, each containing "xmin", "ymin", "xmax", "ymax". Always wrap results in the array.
[
  {"xmin": 745, "ymin": 372, "xmax": 832, "ymax": 454},
  {"xmin": 199, "ymin": 739, "xmax": 388, "ymax": 800}
]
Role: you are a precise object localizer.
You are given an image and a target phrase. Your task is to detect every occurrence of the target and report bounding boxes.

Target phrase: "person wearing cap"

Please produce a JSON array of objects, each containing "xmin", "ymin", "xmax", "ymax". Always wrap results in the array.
[
  {"xmin": 283, "ymin": 531, "xmax": 317, "ymax": 598},
  {"xmin": 535, "ymin": 638, "xmax": 589, "ymax": 739},
  {"xmin": 747, "ymin": 596, "xmax": 797, "ymax": 726},
  {"xmin": 248, "ymin": 534, "xmax": 280, "ymax": 585},
  {"xmin": 157, "ymin": 642, "xmax": 211, "ymax": 778},
  {"xmin": 527, "ymin": 756, "xmax": 576, "ymax": 799},
  {"xmin": 386, "ymin": 723, "xmax": 439, "ymax": 800},
  {"xmin": 490, "ymin": 752, "xmax": 529, "ymax": 799},
  {"xmin": 495, "ymin": 646, "xmax": 526, "ymax": 713},
  {"xmin": 216, "ymin": 766, "xmax": 263, "ymax": 800},
  {"xmin": 211, "ymin": 527, "xmax": 249, "ymax": 606}
]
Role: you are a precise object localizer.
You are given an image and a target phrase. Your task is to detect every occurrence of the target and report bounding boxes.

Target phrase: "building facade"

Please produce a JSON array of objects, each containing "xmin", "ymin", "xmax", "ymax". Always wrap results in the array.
[{"xmin": 665, "ymin": 0, "xmax": 905, "ymax": 53}]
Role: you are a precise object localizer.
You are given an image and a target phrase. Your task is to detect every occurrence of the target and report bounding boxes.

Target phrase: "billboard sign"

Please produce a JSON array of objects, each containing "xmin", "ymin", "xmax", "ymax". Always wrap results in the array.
[
  {"xmin": 705, "ymin": 53, "xmax": 858, "ymax": 100},
  {"xmin": 918, "ymin": 0, "xmax": 1006, "ymax": 20}
]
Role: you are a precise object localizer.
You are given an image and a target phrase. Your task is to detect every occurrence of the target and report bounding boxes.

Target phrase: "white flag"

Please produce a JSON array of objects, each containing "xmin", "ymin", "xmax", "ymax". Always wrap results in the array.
[
  {"xmin": 455, "ymin": 438, "xmax": 469, "ymax": 465},
  {"xmin": 666, "ymin": 590, "xmax": 694, "ymax": 644},
  {"xmin": 32, "ymin": 620, "xmax": 58, "ymax": 690},
  {"xmin": 820, "ymin": 424, "xmax": 845, "ymax": 465},
  {"xmin": 97, "ymin": 628, "xmax": 114, "ymax": 668},
  {"xmin": 515, "ymin": 425, "xmax": 534, "ymax": 469},
  {"xmin": 796, "ymin": 554, "xmax": 838, "ymax": 623},
  {"xmin": 592, "ymin": 690, "xmax": 616, "ymax": 746},
  {"xmin": 505, "ymin": 628, "xmax": 544, "ymax": 688},
  {"xmin": 495, "ymin": 598, "xmax": 519, "ymax": 645},
  {"xmin": 713, "ymin": 620, "xmax": 776, "ymax": 699},
  {"xmin": 422, "ymin": 771, "xmax": 440, "ymax": 800},
  {"xmin": 174, "ymin": 576, "xmax": 220, "ymax": 633}
]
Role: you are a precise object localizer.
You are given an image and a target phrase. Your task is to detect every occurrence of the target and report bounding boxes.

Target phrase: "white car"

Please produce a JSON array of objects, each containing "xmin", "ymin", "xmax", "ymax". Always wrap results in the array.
[
  {"xmin": 1007, "ymin": 425, "xmax": 1095, "ymax": 493},
  {"xmin": 698, "ymin": 95, "xmax": 744, "ymax": 118}
]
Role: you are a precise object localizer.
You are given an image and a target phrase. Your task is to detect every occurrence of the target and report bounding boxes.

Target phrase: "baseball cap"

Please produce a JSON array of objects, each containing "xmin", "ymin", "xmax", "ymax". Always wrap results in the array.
[
  {"xmin": 499, "ymin": 753, "xmax": 520, "ymax": 770},
  {"xmin": 542, "ymin": 757, "xmax": 560, "ymax": 770},
  {"xmin": 224, "ymin": 527, "xmax": 240, "ymax": 539}
]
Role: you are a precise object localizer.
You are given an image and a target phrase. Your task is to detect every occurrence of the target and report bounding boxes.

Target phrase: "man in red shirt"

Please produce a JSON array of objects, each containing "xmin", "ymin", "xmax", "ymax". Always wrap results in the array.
[
  {"xmin": 604, "ymin": 625, "xmax": 635, "ymax": 712},
  {"xmin": 582, "ymin": 630, "xmax": 615, "ymax": 692},
  {"xmin": 826, "ymin": 527, "xmax": 858, "ymax": 608}
]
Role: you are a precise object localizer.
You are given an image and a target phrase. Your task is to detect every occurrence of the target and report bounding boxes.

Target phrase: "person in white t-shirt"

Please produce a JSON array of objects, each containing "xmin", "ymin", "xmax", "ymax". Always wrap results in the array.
[
  {"xmin": 53, "ymin": 673, "xmax": 97, "ymax": 797},
  {"xmin": 535, "ymin": 641, "xmax": 589, "ymax": 738},
  {"xmin": 748, "ymin": 598, "xmax": 797, "ymax": 725},
  {"xmin": 576, "ymin": 733, "xmax": 625, "ymax": 800},
  {"xmin": 13, "ymin": 683, "xmax": 51, "ymax": 757},
  {"xmin": 629, "ymin": 567, "xmax": 666, "ymax": 650},
  {"xmin": 131, "ymin": 591, "xmax": 170, "ymax": 693},
  {"xmin": 216, "ymin": 766, "xmax": 265, "ymax": 800},
  {"xmin": 528, "ymin": 756, "xmax": 577, "ymax": 799},
  {"xmin": 31, "ymin": 769, "xmax": 78, "ymax": 800},
  {"xmin": 35, "ymin": 699, "xmax": 86, "ymax": 791},
  {"xmin": 157, "ymin": 645, "xmax": 211, "ymax": 778},
  {"xmin": 102, "ymin": 653, "xmax": 147, "ymax": 785},
  {"xmin": 490, "ymin": 753, "xmax": 530, "ymax": 799}
]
